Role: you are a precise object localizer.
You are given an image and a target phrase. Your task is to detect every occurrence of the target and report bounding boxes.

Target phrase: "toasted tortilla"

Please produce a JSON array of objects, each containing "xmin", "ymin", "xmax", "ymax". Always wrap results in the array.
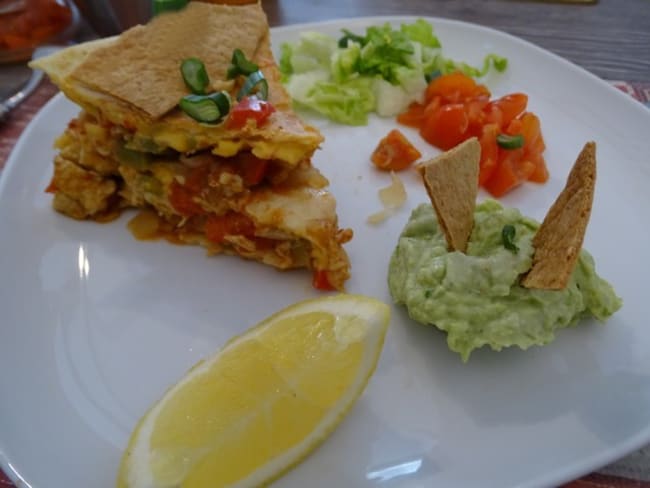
[
  {"xmin": 521, "ymin": 141, "xmax": 597, "ymax": 290},
  {"xmin": 418, "ymin": 138, "xmax": 480, "ymax": 253},
  {"xmin": 30, "ymin": 3, "xmax": 321, "ymax": 165},
  {"xmin": 69, "ymin": 2, "xmax": 268, "ymax": 119}
]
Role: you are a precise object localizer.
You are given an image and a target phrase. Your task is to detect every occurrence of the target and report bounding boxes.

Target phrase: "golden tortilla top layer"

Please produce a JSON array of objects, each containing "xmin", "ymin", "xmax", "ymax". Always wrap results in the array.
[
  {"xmin": 31, "ymin": 2, "xmax": 323, "ymax": 165},
  {"xmin": 72, "ymin": 2, "xmax": 268, "ymax": 118}
]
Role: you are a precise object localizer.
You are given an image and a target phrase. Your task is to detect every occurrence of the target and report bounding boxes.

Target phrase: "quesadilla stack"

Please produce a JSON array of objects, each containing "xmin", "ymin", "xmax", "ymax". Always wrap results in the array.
[{"xmin": 31, "ymin": 1, "xmax": 352, "ymax": 290}]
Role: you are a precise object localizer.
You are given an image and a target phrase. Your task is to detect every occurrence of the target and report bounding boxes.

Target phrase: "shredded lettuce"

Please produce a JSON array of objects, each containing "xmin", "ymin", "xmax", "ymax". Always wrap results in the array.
[{"xmin": 279, "ymin": 19, "xmax": 508, "ymax": 125}]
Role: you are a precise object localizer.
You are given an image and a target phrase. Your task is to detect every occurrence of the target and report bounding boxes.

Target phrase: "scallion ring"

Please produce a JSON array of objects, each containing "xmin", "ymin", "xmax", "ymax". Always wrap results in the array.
[
  {"xmin": 237, "ymin": 70, "xmax": 268, "ymax": 101},
  {"xmin": 208, "ymin": 91, "xmax": 231, "ymax": 116},
  {"xmin": 496, "ymin": 133, "xmax": 525, "ymax": 149},
  {"xmin": 152, "ymin": 0, "xmax": 188, "ymax": 16},
  {"xmin": 181, "ymin": 58, "xmax": 210, "ymax": 95},
  {"xmin": 179, "ymin": 93, "xmax": 228, "ymax": 123},
  {"xmin": 227, "ymin": 48, "xmax": 259, "ymax": 79}
]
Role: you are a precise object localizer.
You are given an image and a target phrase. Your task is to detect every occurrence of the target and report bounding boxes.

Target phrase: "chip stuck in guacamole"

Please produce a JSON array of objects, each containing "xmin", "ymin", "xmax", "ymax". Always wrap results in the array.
[
  {"xmin": 388, "ymin": 200, "xmax": 621, "ymax": 361},
  {"xmin": 388, "ymin": 141, "xmax": 621, "ymax": 361}
]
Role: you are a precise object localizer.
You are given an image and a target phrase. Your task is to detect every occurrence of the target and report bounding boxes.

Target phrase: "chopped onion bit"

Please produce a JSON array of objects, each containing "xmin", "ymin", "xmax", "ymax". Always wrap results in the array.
[{"xmin": 367, "ymin": 172, "xmax": 407, "ymax": 224}]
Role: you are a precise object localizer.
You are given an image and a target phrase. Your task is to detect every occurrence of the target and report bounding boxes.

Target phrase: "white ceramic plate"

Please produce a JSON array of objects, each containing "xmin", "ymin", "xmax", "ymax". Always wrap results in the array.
[{"xmin": 2, "ymin": 17, "xmax": 650, "ymax": 488}]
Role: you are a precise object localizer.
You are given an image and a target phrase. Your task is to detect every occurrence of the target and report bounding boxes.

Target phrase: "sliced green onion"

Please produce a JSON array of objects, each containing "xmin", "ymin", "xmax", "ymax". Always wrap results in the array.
[
  {"xmin": 181, "ymin": 58, "xmax": 210, "ymax": 95},
  {"xmin": 501, "ymin": 224, "xmax": 519, "ymax": 253},
  {"xmin": 227, "ymin": 48, "xmax": 259, "ymax": 79},
  {"xmin": 208, "ymin": 91, "xmax": 231, "ymax": 116},
  {"xmin": 179, "ymin": 93, "xmax": 229, "ymax": 123},
  {"xmin": 237, "ymin": 70, "xmax": 268, "ymax": 101},
  {"xmin": 497, "ymin": 134, "xmax": 525, "ymax": 149},
  {"xmin": 152, "ymin": 0, "xmax": 188, "ymax": 16}
]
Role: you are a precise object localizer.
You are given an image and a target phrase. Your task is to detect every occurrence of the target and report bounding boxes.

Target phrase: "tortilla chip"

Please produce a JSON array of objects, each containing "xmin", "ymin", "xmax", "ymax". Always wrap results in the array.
[
  {"xmin": 418, "ymin": 138, "xmax": 480, "ymax": 253},
  {"xmin": 521, "ymin": 141, "xmax": 597, "ymax": 290},
  {"xmin": 29, "ymin": 37, "xmax": 117, "ymax": 86},
  {"xmin": 70, "ymin": 2, "xmax": 268, "ymax": 118}
]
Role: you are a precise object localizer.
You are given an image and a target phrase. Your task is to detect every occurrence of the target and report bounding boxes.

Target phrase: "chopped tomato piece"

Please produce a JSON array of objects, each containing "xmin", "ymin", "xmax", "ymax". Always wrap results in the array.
[
  {"xmin": 396, "ymin": 102, "xmax": 427, "ymax": 128},
  {"xmin": 528, "ymin": 156, "xmax": 550, "ymax": 183},
  {"xmin": 371, "ymin": 129, "xmax": 422, "ymax": 171},
  {"xmin": 237, "ymin": 153, "xmax": 269, "ymax": 185},
  {"xmin": 425, "ymin": 71, "xmax": 490, "ymax": 104},
  {"xmin": 397, "ymin": 71, "xmax": 549, "ymax": 197},
  {"xmin": 312, "ymin": 270, "xmax": 335, "ymax": 291},
  {"xmin": 226, "ymin": 96, "xmax": 276, "ymax": 129},
  {"xmin": 483, "ymin": 153, "xmax": 521, "ymax": 197},
  {"xmin": 205, "ymin": 213, "xmax": 255, "ymax": 244},
  {"xmin": 169, "ymin": 181, "xmax": 204, "ymax": 217},
  {"xmin": 420, "ymin": 103, "xmax": 468, "ymax": 151},
  {"xmin": 478, "ymin": 123, "xmax": 499, "ymax": 185},
  {"xmin": 169, "ymin": 165, "xmax": 210, "ymax": 217},
  {"xmin": 487, "ymin": 93, "xmax": 528, "ymax": 127}
]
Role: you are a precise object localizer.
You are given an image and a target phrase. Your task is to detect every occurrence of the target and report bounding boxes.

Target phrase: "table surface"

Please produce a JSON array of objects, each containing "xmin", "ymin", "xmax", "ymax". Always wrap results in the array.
[{"xmin": 1, "ymin": 1, "xmax": 650, "ymax": 487}]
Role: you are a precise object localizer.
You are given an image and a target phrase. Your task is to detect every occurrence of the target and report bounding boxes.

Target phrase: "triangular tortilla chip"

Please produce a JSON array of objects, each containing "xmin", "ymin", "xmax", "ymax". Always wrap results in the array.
[
  {"xmin": 418, "ymin": 137, "xmax": 480, "ymax": 253},
  {"xmin": 70, "ymin": 2, "xmax": 268, "ymax": 118},
  {"xmin": 521, "ymin": 141, "xmax": 597, "ymax": 290}
]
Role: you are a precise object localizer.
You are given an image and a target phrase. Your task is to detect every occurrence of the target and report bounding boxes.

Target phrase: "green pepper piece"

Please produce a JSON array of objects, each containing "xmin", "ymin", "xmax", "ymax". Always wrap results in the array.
[{"xmin": 116, "ymin": 145, "xmax": 152, "ymax": 171}]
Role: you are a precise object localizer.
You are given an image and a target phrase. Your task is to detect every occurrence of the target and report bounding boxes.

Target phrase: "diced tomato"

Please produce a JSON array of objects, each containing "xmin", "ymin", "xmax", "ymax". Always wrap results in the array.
[
  {"xmin": 465, "ymin": 96, "xmax": 490, "ymax": 137},
  {"xmin": 528, "ymin": 156, "xmax": 550, "ymax": 183},
  {"xmin": 425, "ymin": 71, "xmax": 490, "ymax": 104},
  {"xmin": 396, "ymin": 102, "xmax": 427, "ymax": 128},
  {"xmin": 205, "ymin": 213, "xmax": 255, "ymax": 244},
  {"xmin": 237, "ymin": 153, "xmax": 269, "ymax": 186},
  {"xmin": 478, "ymin": 123, "xmax": 499, "ymax": 185},
  {"xmin": 184, "ymin": 165, "xmax": 210, "ymax": 194},
  {"xmin": 486, "ymin": 93, "xmax": 528, "ymax": 127},
  {"xmin": 169, "ymin": 165, "xmax": 210, "ymax": 217},
  {"xmin": 420, "ymin": 103, "xmax": 469, "ymax": 151},
  {"xmin": 396, "ymin": 71, "xmax": 548, "ymax": 197},
  {"xmin": 169, "ymin": 180, "xmax": 204, "ymax": 217},
  {"xmin": 312, "ymin": 270, "xmax": 335, "ymax": 291},
  {"xmin": 226, "ymin": 96, "xmax": 276, "ymax": 130},
  {"xmin": 483, "ymin": 152, "xmax": 522, "ymax": 197},
  {"xmin": 371, "ymin": 129, "xmax": 422, "ymax": 171}
]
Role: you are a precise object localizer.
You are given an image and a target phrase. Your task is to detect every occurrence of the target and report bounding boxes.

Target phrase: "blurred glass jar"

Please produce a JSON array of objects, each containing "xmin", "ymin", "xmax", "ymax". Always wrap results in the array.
[
  {"xmin": 0, "ymin": 0, "xmax": 80, "ymax": 62},
  {"xmin": 71, "ymin": 0, "xmax": 152, "ymax": 37}
]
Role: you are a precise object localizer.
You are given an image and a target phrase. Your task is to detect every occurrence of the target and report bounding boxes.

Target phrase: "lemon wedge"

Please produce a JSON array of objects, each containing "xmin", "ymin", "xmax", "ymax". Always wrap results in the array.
[{"xmin": 117, "ymin": 294, "xmax": 390, "ymax": 488}]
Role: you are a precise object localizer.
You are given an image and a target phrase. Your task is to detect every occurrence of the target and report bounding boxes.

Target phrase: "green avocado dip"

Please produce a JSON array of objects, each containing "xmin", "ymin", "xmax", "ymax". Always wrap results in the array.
[{"xmin": 388, "ymin": 199, "xmax": 622, "ymax": 361}]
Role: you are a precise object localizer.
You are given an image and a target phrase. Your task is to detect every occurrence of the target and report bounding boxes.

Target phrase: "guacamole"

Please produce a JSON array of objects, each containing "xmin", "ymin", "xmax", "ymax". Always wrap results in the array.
[{"xmin": 388, "ymin": 199, "xmax": 622, "ymax": 361}]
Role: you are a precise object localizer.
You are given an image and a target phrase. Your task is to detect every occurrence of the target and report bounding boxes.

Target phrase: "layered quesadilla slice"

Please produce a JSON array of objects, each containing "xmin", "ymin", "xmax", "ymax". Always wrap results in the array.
[
  {"xmin": 31, "ymin": 2, "xmax": 322, "ymax": 164},
  {"xmin": 34, "ymin": 1, "xmax": 352, "ymax": 290}
]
